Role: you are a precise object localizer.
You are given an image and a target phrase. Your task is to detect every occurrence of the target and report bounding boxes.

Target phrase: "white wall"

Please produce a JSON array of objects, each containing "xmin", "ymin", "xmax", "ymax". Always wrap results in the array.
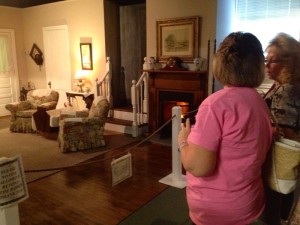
[
  {"xmin": 214, "ymin": 0, "xmax": 235, "ymax": 91},
  {"xmin": 1, "ymin": 0, "xmax": 220, "ymax": 94},
  {"xmin": 21, "ymin": 0, "xmax": 106, "ymax": 91}
]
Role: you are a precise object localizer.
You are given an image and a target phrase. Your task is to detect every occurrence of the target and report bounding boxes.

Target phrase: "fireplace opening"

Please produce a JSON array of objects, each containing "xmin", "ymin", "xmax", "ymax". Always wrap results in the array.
[{"xmin": 159, "ymin": 91, "xmax": 195, "ymax": 138}]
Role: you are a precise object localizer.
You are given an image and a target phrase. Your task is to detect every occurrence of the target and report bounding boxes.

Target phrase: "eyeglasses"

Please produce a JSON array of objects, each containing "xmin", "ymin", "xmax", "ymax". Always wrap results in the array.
[{"xmin": 264, "ymin": 59, "xmax": 284, "ymax": 65}]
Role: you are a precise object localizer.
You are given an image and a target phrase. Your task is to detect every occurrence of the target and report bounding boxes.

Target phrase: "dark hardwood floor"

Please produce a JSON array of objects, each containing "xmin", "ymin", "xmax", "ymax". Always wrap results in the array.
[{"xmin": 19, "ymin": 139, "xmax": 174, "ymax": 225}]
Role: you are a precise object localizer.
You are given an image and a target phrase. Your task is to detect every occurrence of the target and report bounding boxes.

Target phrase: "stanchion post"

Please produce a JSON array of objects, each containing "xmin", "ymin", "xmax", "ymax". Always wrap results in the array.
[
  {"xmin": 0, "ymin": 205, "xmax": 20, "ymax": 225},
  {"xmin": 159, "ymin": 106, "xmax": 186, "ymax": 188}
]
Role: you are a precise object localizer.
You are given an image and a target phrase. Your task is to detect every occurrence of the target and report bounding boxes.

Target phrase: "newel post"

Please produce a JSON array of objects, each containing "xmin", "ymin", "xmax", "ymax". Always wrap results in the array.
[{"xmin": 131, "ymin": 80, "xmax": 138, "ymax": 137}]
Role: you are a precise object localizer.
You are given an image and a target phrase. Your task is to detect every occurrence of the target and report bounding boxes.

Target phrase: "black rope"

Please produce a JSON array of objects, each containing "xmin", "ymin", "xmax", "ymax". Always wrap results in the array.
[
  {"xmin": 24, "ymin": 114, "xmax": 177, "ymax": 173},
  {"xmin": 24, "ymin": 107, "xmax": 198, "ymax": 176}
]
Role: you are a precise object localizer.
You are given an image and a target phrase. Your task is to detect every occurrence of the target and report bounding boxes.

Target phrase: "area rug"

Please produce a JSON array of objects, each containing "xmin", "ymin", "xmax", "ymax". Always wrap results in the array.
[
  {"xmin": 118, "ymin": 187, "xmax": 192, "ymax": 225},
  {"xmin": 0, "ymin": 126, "xmax": 138, "ymax": 183},
  {"xmin": 118, "ymin": 186, "xmax": 269, "ymax": 225}
]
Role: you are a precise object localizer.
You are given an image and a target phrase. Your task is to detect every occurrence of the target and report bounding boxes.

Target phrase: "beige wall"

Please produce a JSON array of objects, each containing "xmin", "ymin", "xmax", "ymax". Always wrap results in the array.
[
  {"xmin": 20, "ymin": 0, "xmax": 106, "ymax": 90},
  {"xmin": 146, "ymin": 0, "xmax": 217, "ymax": 93},
  {"xmin": 0, "ymin": 6, "xmax": 26, "ymax": 88},
  {"xmin": 1, "ymin": 0, "xmax": 217, "ymax": 93}
]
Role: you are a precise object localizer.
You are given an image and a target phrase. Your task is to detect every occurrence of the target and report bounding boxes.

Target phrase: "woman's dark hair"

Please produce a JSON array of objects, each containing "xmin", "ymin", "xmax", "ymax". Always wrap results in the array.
[{"xmin": 213, "ymin": 32, "xmax": 265, "ymax": 87}]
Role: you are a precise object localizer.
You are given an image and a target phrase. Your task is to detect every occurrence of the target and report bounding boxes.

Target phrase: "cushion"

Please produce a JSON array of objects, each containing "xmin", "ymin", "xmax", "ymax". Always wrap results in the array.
[
  {"xmin": 64, "ymin": 118, "xmax": 84, "ymax": 122},
  {"xmin": 89, "ymin": 96, "xmax": 107, "ymax": 118},
  {"xmin": 31, "ymin": 89, "xmax": 52, "ymax": 97},
  {"xmin": 15, "ymin": 109, "xmax": 36, "ymax": 118}
]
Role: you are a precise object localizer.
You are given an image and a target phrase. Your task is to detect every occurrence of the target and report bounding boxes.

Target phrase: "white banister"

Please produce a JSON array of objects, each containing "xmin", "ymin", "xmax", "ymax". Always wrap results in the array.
[
  {"xmin": 159, "ymin": 106, "xmax": 186, "ymax": 188},
  {"xmin": 129, "ymin": 56, "xmax": 149, "ymax": 137},
  {"xmin": 131, "ymin": 80, "xmax": 138, "ymax": 137},
  {"xmin": 143, "ymin": 56, "xmax": 148, "ymax": 70},
  {"xmin": 94, "ymin": 57, "xmax": 112, "ymax": 116},
  {"xmin": 131, "ymin": 70, "xmax": 148, "ymax": 137}
]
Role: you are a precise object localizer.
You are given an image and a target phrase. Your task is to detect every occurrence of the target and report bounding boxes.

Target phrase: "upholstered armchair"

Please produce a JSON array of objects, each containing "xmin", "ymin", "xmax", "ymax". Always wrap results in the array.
[
  {"xmin": 5, "ymin": 89, "xmax": 59, "ymax": 133},
  {"xmin": 57, "ymin": 96, "xmax": 110, "ymax": 152}
]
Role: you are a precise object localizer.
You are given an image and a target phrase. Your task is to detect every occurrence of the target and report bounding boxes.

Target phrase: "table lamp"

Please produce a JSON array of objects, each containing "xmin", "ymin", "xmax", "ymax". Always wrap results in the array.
[{"xmin": 74, "ymin": 71, "xmax": 86, "ymax": 92}]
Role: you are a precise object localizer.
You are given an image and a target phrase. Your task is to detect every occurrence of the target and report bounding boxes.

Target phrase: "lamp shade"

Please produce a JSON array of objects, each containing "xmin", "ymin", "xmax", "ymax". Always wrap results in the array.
[{"xmin": 74, "ymin": 70, "xmax": 87, "ymax": 80}]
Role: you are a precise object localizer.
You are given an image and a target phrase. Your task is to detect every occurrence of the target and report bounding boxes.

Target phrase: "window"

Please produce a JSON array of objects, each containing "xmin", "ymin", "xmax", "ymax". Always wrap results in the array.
[
  {"xmin": 0, "ymin": 36, "xmax": 12, "ymax": 73},
  {"xmin": 234, "ymin": 0, "xmax": 300, "ymax": 94},
  {"xmin": 235, "ymin": 0, "xmax": 300, "ymax": 48}
]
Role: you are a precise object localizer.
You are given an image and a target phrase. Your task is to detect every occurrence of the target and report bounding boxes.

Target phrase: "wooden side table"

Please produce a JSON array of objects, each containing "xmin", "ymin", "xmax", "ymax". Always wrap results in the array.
[{"xmin": 66, "ymin": 92, "xmax": 94, "ymax": 110}]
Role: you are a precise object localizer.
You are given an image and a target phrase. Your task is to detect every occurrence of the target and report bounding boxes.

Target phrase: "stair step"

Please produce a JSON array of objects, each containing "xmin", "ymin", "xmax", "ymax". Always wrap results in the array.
[
  {"xmin": 105, "ymin": 117, "xmax": 132, "ymax": 135},
  {"xmin": 105, "ymin": 105, "xmax": 148, "ymax": 137},
  {"xmin": 106, "ymin": 117, "xmax": 132, "ymax": 126},
  {"xmin": 112, "ymin": 105, "xmax": 132, "ymax": 112}
]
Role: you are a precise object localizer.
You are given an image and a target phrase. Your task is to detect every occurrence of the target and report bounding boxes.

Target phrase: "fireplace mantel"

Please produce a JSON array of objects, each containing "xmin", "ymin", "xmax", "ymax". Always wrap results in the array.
[{"xmin": 144, "ymin": 69, "xmax": 208, "ymax": 133}]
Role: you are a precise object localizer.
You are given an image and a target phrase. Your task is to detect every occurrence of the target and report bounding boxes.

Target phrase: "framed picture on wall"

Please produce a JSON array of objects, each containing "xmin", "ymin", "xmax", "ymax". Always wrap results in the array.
[
  {"xmin": 80, "ymin": 43, "xmax": 93, "ymax": 70},
  {"xmin": 156, "ymin": 16, "xmax": 200, "ymax": 63}
]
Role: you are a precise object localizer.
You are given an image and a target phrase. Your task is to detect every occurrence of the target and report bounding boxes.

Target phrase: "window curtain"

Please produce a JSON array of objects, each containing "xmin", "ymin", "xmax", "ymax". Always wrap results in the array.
[{"xmin": 0, "ymin": 36, "xmax": 12, "ymax": 73}]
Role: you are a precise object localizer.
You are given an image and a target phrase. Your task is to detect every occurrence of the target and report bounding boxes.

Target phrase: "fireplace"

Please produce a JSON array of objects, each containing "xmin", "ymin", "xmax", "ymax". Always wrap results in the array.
[
  {"xmin": 145, "ymin": 69, "xmax": 208, "ymax": 135},
  {"xmin": 159, "ymin": 91, "xmax": 194, "ymax": 138}
]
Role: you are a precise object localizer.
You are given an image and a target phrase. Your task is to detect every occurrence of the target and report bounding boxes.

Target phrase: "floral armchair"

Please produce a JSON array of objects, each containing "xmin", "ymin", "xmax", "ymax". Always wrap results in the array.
[
  {"xmin": 57, "ymin": 96, "xmax": 110, "ymax": 152},
  {"xmin": 5, "ymin": 89, "xmax": 59, "ymax": 133}
]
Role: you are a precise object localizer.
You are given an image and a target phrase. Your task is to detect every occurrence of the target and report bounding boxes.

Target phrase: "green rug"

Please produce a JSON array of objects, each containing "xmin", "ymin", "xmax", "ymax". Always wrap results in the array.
[
  {"xmin": 119, "ymin": 186, "xmax": 269, "ymax": 225},
  {"xmin": 119, "ymin": 187, "xmax": 193, "ymax": 225}
]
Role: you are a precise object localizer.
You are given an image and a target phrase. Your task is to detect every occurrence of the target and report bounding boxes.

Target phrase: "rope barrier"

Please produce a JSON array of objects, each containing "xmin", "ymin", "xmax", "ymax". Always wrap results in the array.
[
  {"xmin": 24, "ymin": 107, "xmax": 198, "ymax": 182},
  {"xmin": 24, "ymin": 114, "xmax": 177, "ymax": 173}
]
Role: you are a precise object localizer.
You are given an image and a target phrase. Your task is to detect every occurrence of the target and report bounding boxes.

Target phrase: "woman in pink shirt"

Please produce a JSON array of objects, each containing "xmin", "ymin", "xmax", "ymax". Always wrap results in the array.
[{"xmin": 178, "ymin": 32, "xmax": 273, "ymax": 225}]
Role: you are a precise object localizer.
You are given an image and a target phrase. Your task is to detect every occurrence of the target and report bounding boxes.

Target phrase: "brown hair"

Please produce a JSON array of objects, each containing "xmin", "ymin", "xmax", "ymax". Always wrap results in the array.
[
  {"xmin": 213, "ymin": 32, "xmax": 265, "ymax": 87},
  {"xmin": 266, "ymin": 32, "xmax": 300, "ymax": 84}
]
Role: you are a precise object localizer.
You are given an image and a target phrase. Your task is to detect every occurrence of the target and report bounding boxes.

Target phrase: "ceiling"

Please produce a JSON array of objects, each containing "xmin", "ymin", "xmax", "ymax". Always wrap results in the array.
[
  {"xmin": 0, "ymin": 0, "xmax": 145, "ymax": 8},
  {"xmin": 0, "ymin": 0, "xmax": 63, "ymax": 8}
]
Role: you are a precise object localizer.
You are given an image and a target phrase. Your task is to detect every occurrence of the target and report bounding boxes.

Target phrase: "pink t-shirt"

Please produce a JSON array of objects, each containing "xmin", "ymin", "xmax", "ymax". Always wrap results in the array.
[{"xmin": 187, "ymin": 87, "xmax": 273, "ymax": 225}]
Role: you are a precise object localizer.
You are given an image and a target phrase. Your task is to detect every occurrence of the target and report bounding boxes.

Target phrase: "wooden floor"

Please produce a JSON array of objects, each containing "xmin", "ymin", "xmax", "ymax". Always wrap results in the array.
[{"xmin": 19, "ymin": 139, "xmax": 173, "ymax": 225}]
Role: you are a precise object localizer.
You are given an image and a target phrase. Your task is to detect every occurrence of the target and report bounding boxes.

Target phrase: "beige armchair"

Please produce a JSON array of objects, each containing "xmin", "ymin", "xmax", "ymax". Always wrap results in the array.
[
  {"xmin": 5, "ymin": 89, "xmax": 59, "ymax": 133},
  {"xmin": 58, "ymin": 96, "xmax": 110, "ymax": 152}
]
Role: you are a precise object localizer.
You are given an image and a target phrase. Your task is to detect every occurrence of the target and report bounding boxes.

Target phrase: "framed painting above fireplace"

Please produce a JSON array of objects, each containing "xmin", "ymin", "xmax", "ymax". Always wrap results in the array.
[{"xmin": 156, "ymin": 16, "xmax": 200, "ymax": 63}]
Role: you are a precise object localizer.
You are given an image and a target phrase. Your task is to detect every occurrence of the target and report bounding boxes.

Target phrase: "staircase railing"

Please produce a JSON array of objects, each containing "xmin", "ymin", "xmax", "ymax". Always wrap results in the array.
[
  {"xmin": 94, "ymin": 57, "xmax": 112, "ymax": 116},
  {"xmin": 131, "ymin": 57, "xmax": 149, "ymax": 137}
]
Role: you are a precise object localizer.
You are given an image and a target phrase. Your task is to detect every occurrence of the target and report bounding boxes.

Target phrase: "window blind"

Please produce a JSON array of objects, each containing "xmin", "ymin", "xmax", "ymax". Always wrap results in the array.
[{"xmin": 236, "ymin": 0, "xmax": 300, "ymax": 20}]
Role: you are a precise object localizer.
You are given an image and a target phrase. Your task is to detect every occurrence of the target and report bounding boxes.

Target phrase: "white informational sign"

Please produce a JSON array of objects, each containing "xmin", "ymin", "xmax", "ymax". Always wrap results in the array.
[
  {"xmin": 0, "ymin": 155, "xmax": 28, "ymax": 209},
  {"xmin": 111, "ymin": 153, "xmax": 132, "ymax": 187}
]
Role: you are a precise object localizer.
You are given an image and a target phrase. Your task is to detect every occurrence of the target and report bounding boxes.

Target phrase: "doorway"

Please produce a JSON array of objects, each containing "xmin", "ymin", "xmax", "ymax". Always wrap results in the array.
[
  {"xmin": 104, "ymin": 1, "xmax": 146, "ymax": 107},
  {"xmin": 43, "ymin": 25, "xmax": 71, "ymax": 91},
  {"xmin": 0, "ymin": 29, "xmax": 19, "ymax": 117}
]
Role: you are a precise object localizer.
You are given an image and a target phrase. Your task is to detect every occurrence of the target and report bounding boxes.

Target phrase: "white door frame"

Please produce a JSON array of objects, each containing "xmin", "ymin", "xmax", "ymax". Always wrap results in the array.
[{"xmin": 0, "ymin": 29, "xmax": 19, "ymax": 116}]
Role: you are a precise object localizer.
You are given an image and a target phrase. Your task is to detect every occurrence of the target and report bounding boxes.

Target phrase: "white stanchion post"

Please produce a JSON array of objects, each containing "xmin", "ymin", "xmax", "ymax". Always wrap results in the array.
[
  {"xmin": 0, "ymin": 205, "xmax": 20, "ymax": 225},
  {"xmin": 159, "ymin": 106, "xmax": 186, "ymax": 188},
  {"xmin": 0, "ymin": 156, "xmax": 28, "ymax": 225}
]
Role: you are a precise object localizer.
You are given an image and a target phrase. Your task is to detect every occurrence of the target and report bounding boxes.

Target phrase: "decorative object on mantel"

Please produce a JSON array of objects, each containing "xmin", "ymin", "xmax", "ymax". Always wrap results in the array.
[
  {"xmin": 193, "ymin": 57, "xmax": 202, "ymax": 71},
  {"xmin": 156, "ymin": 16, "xmax": 200, "ymax": 63},
  {"xmin": 29, "ymin": 43, "xmax": 43, "ymax": 69},
  {"xmin": 149, "ymin": 57, "xmax": 156, "ymax": 70},
  {"xmin": 163, "ymin": 57, "xmax": 186, "ymax": 71}
]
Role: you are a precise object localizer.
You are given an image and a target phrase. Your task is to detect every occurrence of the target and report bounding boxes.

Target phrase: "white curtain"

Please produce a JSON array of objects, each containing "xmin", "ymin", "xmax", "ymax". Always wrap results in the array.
[{"xmin": 0, "ymin": 36, "xmax": 12, "ymax": 72}]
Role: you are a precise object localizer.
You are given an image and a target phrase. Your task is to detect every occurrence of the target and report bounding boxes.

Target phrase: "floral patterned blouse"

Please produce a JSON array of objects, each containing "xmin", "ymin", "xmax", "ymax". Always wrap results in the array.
[{"xmin": 264, "ymin": 82, "xmax": 300, "ymax": 131}]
